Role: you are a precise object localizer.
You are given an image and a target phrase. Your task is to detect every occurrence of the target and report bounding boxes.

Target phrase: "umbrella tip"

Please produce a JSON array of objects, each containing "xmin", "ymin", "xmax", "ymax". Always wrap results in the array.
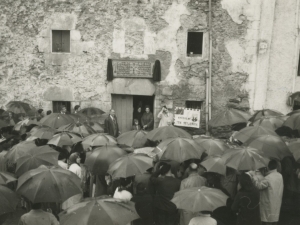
[{"xmin": 198, "ymin": 189, "xmax": 201, "ymax": 192}]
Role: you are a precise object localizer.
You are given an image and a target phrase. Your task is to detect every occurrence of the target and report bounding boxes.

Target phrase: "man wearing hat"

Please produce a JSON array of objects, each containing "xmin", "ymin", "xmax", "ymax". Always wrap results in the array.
[{"xmin": 157, "ymin": 105, "xmax": 174, "ymax": 127}]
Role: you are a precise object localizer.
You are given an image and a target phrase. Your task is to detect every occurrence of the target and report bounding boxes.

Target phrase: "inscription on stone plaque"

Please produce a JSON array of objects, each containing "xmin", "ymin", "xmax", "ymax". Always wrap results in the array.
[{"xmin": 112, "ymin": 60, "xmax": 154, "ymax": 78}]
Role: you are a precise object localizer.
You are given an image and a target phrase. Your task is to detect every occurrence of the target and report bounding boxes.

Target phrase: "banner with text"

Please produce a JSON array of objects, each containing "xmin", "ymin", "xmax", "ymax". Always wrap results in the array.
[{"xmin": 174, "ymin": 107, "xmax": 201, "ymax": 128}]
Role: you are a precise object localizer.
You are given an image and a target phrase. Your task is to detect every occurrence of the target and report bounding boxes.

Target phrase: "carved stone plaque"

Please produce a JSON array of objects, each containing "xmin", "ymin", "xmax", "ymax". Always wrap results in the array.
[{"xmin": 112, "ymin": 60, "xmax": 154, "ymax": 78}]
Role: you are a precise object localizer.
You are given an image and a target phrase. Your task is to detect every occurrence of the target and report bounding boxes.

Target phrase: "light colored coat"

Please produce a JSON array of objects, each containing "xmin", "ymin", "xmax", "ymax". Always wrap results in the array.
[{"xmin": 253, "ymin": 169, "xmax": 283, "ymax": 222}]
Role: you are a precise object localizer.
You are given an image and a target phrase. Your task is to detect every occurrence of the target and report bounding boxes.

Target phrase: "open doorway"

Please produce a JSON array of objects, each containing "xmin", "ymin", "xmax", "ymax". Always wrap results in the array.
[{"xmin": 133, "ymin": 95, "xmax": 155, "ymax": 125}]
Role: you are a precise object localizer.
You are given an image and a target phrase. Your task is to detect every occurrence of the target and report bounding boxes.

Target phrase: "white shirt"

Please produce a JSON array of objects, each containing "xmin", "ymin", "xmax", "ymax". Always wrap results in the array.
[
  {"xmin": 189, "ymin": 215, "xmax": 217, "ymax": 225},
  {"xmin": 58, "ymin": 160, "xmax": 68, "ymax": 170},
  {"xmin": 18, "ymin": 209, "xmax": 59, "ymax": 225},
  {"xmin": 69, "ymin": 163, "xmax": 82, "ymax": 179},
  {"xmin": 113, "ymin": 187, "xmax": 132, "ymax": 201}
]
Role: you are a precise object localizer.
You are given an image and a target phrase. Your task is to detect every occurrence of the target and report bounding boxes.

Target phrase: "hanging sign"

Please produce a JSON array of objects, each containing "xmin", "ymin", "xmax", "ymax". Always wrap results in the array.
[
  {"xmin": 174, "ymin": 107, "xmax": 201, "ymax": 128},
  {"xmin": 112, "ymin": 60, "xmax": 154, "ymax": 78}
]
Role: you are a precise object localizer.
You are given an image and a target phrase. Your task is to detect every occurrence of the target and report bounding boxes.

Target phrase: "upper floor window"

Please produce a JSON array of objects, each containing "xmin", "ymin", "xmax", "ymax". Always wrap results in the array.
[
  {"xmin": 185, "ymin": 100, "xmax": 203, "ymax": 110},
  {"xmin": 187, "ymin": 32, "xmax": 203, "ymax": 56},
  {"xmin": 52, "ymin": 30, "xmax": 70, "ymax": 53},
  {"xmin": 52, "ymin": 101, "xmax": 71, "ymax": 113}
]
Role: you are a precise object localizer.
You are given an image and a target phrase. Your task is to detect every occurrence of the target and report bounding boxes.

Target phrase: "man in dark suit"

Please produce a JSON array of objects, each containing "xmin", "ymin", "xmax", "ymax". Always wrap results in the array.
[{"xmin": 104, "ymin": 109, "xmax": 120, "ymax": 137}]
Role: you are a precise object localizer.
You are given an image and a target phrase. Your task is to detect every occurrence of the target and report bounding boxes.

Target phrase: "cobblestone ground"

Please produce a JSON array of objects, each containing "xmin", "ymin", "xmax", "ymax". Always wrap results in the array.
[{"xmin": 2, "ymin": 208, "xmax": 299, "ymax": 225}]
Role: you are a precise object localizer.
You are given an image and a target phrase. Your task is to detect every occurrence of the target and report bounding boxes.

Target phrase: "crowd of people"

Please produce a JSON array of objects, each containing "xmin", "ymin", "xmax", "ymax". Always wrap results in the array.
[{"xmin": 0, "ymin": 105, "xmax": 299, "ymax": 225}]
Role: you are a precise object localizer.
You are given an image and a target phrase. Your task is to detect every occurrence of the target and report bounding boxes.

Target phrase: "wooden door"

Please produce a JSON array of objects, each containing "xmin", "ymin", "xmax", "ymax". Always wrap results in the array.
[{"xmin": 112, "ymin": 95, "xmax": 133, "ymax": 133}]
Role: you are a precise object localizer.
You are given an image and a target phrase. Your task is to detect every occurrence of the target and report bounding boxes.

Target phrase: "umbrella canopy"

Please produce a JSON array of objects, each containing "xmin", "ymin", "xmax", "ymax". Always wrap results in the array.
[
  {"xmin": 155, "ymin": 138, "xmax": 205, "ymax": 163},
  {"xmin": 194, "ymin": 137, "xmax": 229, "ymax": 156},
  {"xmin": 69, "ymin": 113, "xmax": 88, "ymax": 123},
  {"xmin": 0, "ymin": 119, "xmax": 9, "ymax": 129},
  {"xmin": 0, "ymin": 171, "xmax": 17, "ymax": 185},
  {"xmin": 15, "ymin": 146, "xmax": 59, "ymax": 177},
  {"xmin": 85, "ymin": 121, "xmax": 104, "ymax": 133},
  {"xmin": 0, "ymin": 185, "xmax": 19, "ymax": 216},
  {"xmin": 5, "ymin": 140, "xmax": 36, "ymax": 164},
  {"xmin": 249, "ymin": 109, "xmax": 283, "ymax": 123},
  {"xmin": 78, "ymin": 107, "xmax": 105, "ymax": 118},
  {"xmin": 6, "ymin": 101, "xmax": 35, "ymax": 114},
  {"xmin": 287, "ymin": 109, "xmax": 300, "ymax": 116},
  {"xmin": 13, "ymin": 118, "xmax": 39, "ymax": 131},
  {"xmin": 171, "ymin": 186, "xmax": 228, "ymax": 212},
  {"xmin": 117, "ymin": 130, "xmax": 148, "ymax": 148},
  {"xmin": 133, "ymin": 147, "xmax": 156, "ymax": 158},
  {"xmin": 244, "ymin": 135, "xmax": 292, "ymax": 160},
  {"xmin": 200, "ymin": 156, "xmax": 226, "ymax": 176},
  {"xmin": 208, "ymin": 108, "xmax": 251, "ymax": 127},
  {"xmin": 288, "ymin": 140, "xmax": 300, "ymax": 163},
  {"xmin": 108, "ymin": 154, "xmax": 153, "ymax": 179},
  {"xmin": 48, "ymin": 132, "xmax": 82, "ymax": 147},
  {"xmin": 81, "ymin": 134, "xmax": 117, "ymax": 150},
  {"xmin": 58, "ymin": 122, "xmax": 96, "ymax": 137},
  {"xmin": 252, "ymin": 116, "xmax": 287, "ymax": 130},
  {"xmin": 40, "ymin": 113, "xmax": 76, "ymax": 129},
  {"xmin": 17, "ymin": 166, "xmax": 82, "ymax": 203},
  {"xmin": 59, "ymin": 197, "xmax": 139, "ymax": 225},
  {"xmin": 232, "ymin": 125, "xmax": 278, "ymax": 143},
  {"xmin": 84, "ymin": 145, "xmax": 127, "ymax": 175},
  {"xmin": 222, "ymin": 146, "xmax": 268, "ymax": 171},
  {"xmin": 282, "ymin": 113, "xmax": 300, "ymax": 131},
  {"xmin": 30, "ymin": 126, "xmax": 56, "ymax": 140},
  {"xmin": 145, "ymin": 126, "xmax": 191, "ymax": 142}
]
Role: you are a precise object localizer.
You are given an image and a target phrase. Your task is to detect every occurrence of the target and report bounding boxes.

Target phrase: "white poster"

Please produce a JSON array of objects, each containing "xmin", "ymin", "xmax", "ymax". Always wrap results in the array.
[{"xmin": 174, "ymin": 107, "xmax": 201, "ymax": 128}]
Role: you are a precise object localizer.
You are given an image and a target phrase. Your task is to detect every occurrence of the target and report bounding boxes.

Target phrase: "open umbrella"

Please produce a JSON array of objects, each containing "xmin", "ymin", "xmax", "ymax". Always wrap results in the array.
[
  {"xmin": 244, "ymin": 135, "xmax": 292, "ymax": 160},
  {"xmin": 69, "ymin": 113, "xmax": 88, "ymax": 123},
  {"xmin": 145, "ymin": 126, "xmax": 191, "ymax": 142},
  {"xmin": 287, "ymin": 109, "xmax": 300, "ymax": 116},
  {"xmin": 17, "ymin": 165, "xmax": 82, "ymax": 203},
  {"xmin": 171, "ymin": 186, "xmax": 228, "ymax": 212},
  {"xmin": 134, "ymin": 147, "xmax": 156, "ymax": 158},
  {"xmin": 282, "ymin": 113, "xmax": 300, "ymax": 131},
  {"xmin": 58, "ymin": 122, "xmax": 96, "ymax": 137},
  {"xmin": 79, "ymin": 107, "xmax": 105, "ymax": 118},
  {"xmin": 0, "ymin": 185, "xmax": 19, "ymax": 216},
  {"xmin": 249, "ymin": 109, "xmax": 283, "ymax": 123},
  {"xmin": 232, "ymin": 125, "xmax": 278, "ymax": 143},
  {"xmin": 155, "ymin": 138, "xmax": 205, "ymax": 163},
  {"xmin": 252, "ymin": 116, "xmax": 287, "ymax": 130},
  {"xmin": 6, "ymin": 101, "xmax": 35, "ymax": 115},
  {"xmin": 194, "ymin": 137, "xmax": 229, "ymax": 156},
  {"xmin": 200, "ymin": 156, "xmax": 226, "ymax": 176},
  {"xmin": 81, "ymin": 134, "xmax": 117, "ymax": 150},
  {"xmin": 288, "ymin": 140, "xmax": 300, "ymax": 163},
  {"xmin": 85, "ymin": 121, "xmax": 104, "ymax": 133},
  {"xmin": 5, "ymin": 140, "xmax": 36, "ymax": 164},
  {"xmin": 59, "ymin": 196, "xmax": 139, "ymax": 225},
  {"xmin": 13, "ymin": 118, "xmax": 39, "ymax": 131},
  {"xmin": 15, "ymin": 146, "xmax": 59, "ymax": 177},
  {"xmin": 117, "ymin": 130, "xmax": 148, "ymax": 148},
  {"xmin": 40, "ymin": 113, "xmax": 76, "ymax": 129},
  {"xmin": 0, "ymin": 119, "xmax": 9, "ymax": 129},
  {"xmin": 222, "ymin": 146, "xmax": 268, "ymax": 171},
  {"xmin": 108, "ymin": 154, "xmax": 153, "ymax": 179},
  {"xmin": 208, "ymin": 108, "xmax": 251, "ymax": 127},
  {"xmin": 30, "ymin": 126, "xmax": 56, "ymax": 140},
  {"xmin": 84, "ymin": 145, "xmax": 126, "ymax": 175},
  {"xmin": 48, "ymin": 132, "xmax": 82, "ymax": 147},
  {"xmin": 0, "ymin": 171, "xmax": 17, "ymax": 185}
]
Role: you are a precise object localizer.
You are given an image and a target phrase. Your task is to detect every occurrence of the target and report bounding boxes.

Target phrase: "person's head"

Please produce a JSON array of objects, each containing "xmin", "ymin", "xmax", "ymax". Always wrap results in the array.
[
  {"xmin": 145, "ymin": 105, "xmax": 150, "ymax": 113},
  {"xmin": 58, "ymin": 151, "xmax": 69, "ymax": 162},
  {"xmin": 8, "ymin": 112, "xmax": 13, "ymax": 117},
  {"xmin": 31, "ymin": 202, "xmax": 42, "ymax": 210},
  {"xmin": 239, "ymin": 173, "xmax": 255, "ymax": 191},
  {"xmin": 137, "ymin": 107, "xmax": 142, "ymax": 113},
  {"xmin": 74, "ymin": 105, "xmax": 81, "ymax": 112},
  {"xmin": 268, "ymin": 160, "xmax": 277, "ymax": 171},
  {"xmin": 37, "ymin": 109, "xmax": 44, "ymax": 115},
  {"xmin": 133, "ymin": 119, "xmax": 139, "ymax": 125},
  {"xmin": 61, "ymin": 106, "xmax": 67, "ymax": 113},
  {"xmin": 162, "ymin": 105, "xmax": 168, "ymax": 113},
  {"xmin": 109, "ymin": 109, "xmax": 115, "ymax": 116},
  {"xmin": 69, "ymin": 152, "xmax": 80, "ymax": 165},
  {"xmin": 189, "ymin": 163, "xmax": 198, "ymax": 174},
  {"xmin": 159, "ymin": 163, "xmax": 172, "ymax": 176},
  {"xmin": 46, "ymin": 110, "xmax": 52, "ymax": 115}
]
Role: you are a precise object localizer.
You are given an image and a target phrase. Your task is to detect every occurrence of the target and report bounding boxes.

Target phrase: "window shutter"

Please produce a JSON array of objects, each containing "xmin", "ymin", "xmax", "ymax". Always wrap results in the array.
[
  {"xmin": 52, "ymin": 30, "xmax": 62, "ymax": 52},
  {"xmin": 61, "ymin": 31, "xmax": 70, "ymax": 53}
]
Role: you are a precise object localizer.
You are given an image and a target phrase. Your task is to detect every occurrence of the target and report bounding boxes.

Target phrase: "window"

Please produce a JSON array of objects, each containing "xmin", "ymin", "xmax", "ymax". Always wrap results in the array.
[
  {"xmin": 52, "ymin": 30, "xmax": 70, "ymax": 53},
  {"xmin": 185, "ymin": 101, "xmax": 202, "ymax": 110},
  {"xmin": 298, "ymin": 54, "xmax": 300, "ymax": 76},
  {"xmin": 52, "ymin": 101, "xmax": 71, "ymax": 113},
  {"xmin": 187, "ymin": 32, "xmax": 203, "ymax": 56}
]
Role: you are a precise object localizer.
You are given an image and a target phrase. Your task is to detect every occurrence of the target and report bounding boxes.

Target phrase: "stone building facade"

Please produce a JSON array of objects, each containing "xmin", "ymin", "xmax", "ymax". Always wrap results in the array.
[{"xmin": 0, "ymin": 0, "xmax": 299, "ymax": 132}]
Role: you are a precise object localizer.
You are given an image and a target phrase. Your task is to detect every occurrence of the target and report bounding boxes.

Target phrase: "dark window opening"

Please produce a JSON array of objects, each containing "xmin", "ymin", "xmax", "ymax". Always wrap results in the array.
[
  {"xmin": 52, "ymin": 101, "xmax": 71, "ymax": 113},
  {"xmin": 187, "ymin": 32, "xmax": 203, "ymax": 56},
  {"xmin": 133, "ymin": 95, "xmax": 155, "ymax": 125},
  {"xmin": 298, "ymin": 54, "xmax": 300, "ymax": 76},
  {"xmin": 185, "ymin": 101, "xmax": 202, "ymax": 110},
  {"xmin": 52, "ymin": 30, "xmax": 70, "ymax": 53}
]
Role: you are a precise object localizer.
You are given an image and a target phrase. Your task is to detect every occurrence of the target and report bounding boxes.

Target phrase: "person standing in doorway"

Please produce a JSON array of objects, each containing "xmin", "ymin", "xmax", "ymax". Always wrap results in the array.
[
  {"xmin": 141, "ymin": 106, "xmax": 154, "ymax": 131},
  {"xmin": 157, "ymin": 105, "xmax": 174, "ymax": 127},
  {"xmin": 133, "ymin": 106, "xmax": 143, "ymax": 126},
  {"xmin": 104, "ymin": 109, "xmax": 120, "ymax": 137},
  {"xmin": 74, "ymin": 105, "xmax": 81, "ymax": 114},
  {"xmin": 60, "ymin": 106, "xmax": 67, "ymax": 114}
]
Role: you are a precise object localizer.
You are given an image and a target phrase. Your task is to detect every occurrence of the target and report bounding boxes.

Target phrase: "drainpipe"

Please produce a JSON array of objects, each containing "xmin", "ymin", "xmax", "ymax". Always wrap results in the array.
[
  {"xmin": 292, "ymin": 0, "xmax": 300, "ymax": 93},
  {"xmin": 207, "ymin": 0, "xmax": 213, "ymax": 134},
  {"xmin": 206, "ymin": 69, "xmax": 209, "ymax": 135}
]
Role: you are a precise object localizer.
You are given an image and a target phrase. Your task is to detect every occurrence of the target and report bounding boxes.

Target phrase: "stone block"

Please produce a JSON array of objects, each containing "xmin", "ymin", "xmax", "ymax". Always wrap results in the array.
[
  {"xmin": 37, "ymin": 37, "xmax": 50, "ymax": 53},
  {"xmin": 43, "ymin": 86, "xmax": 74, "ymax": 101},
  {"xmin": 71, "ymin": 30, "xmax": 81, "ymax": 41},
  {"xmin": 113, "ymin": 29, "xmax": 125, "ymax": 54},
  {"xmin": 44, "ymin": 53, "xmax": 71, "ymax": 66},
  {"xmin": 162, "ymin": 87, "xmax": 173, "ymax": 96},
  {"xmin": 161, "ymin": 99, "xmax": 173, "ymax": 109},
  {"xmin": 50, "ymin": 13, "xmax": 77, "ymax": 30}
]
